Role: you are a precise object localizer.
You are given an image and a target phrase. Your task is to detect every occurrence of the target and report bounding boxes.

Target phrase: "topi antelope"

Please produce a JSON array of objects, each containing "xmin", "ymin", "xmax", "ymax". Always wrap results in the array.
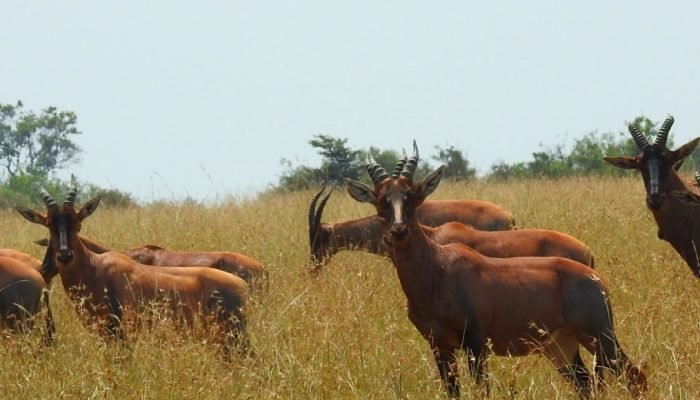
[
  {"xmin": 308, "ymin": 187, "xmax": 594, "ymax": 268},
  {"xmin": 344, "ymin": 142, "xmax": 646, "ymax": 398},
  {"xmin": 16, "ymin": 184, "xmax": 249, "ymax": 356},
  {"xmin": 35, "ymin": 236, "xmax": 267, "ymax": 291},
  {"xmin": 604, "ymin": 116, "xmax": 700, "ymax": 277},
  {"xmin": 0, "ymin": 251, "xmax": 54, "ymax": 344}
]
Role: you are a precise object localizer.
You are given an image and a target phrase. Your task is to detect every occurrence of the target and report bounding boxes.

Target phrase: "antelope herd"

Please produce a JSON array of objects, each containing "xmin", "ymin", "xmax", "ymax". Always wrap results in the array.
[{"xmin": 2, "ymin": 115, "xmax": 700, "ymax": 398}]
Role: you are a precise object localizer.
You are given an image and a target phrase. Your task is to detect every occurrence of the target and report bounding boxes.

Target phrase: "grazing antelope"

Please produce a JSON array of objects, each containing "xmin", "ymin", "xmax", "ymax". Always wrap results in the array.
[
  {"xmin": 344, "ymin": 143, "xmax": 646, "ymax": 398},
  {"xmin": 308, "ymin": 187, "xmax": 594, "ymax": 267},
  {"xmin": 16, "ymin": 186, "xmax": 249, "ymax": 356},
  {"xmin": 604, "ymin": 116, "xmax": 700, "ymax": 277},
  {"xmin": 35, "ymin": 236, "xmax": 267, "ymax": 290},
  {"xmin": 0, "ymin": 252, "xmax": 54, "ymax": 344}
]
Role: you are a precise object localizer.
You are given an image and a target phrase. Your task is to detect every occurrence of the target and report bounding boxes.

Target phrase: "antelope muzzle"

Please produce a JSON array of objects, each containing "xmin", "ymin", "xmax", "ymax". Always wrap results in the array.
[
  {"xmin": 389, "ymin": 222, "xmax": 409, "ymax": 241},
  {"xmin": 646, "ymin": 192, "xmax": 666, "ymax": 210},
  {"xmin": 56, "ymin": 225, "xmax": 74, "ymax": 263},
  {"xmin": 56, "ymin": 249, "xmax": 74, "ymax": 263}
]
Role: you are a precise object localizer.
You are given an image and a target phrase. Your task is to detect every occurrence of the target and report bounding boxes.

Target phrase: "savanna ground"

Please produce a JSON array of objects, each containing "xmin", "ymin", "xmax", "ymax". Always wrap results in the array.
[{"xmin": 1, "ymin": 176, "xmax": 699, "ymax": 399}]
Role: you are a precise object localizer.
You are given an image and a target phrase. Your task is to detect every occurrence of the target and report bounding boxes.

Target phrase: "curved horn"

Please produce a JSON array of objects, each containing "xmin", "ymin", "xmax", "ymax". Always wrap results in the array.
[
  {"xmin": 392, "ymin": 151, "xmax": 408, "ymax": 179},
  {"xmin": 365, "ymin": 154, "xmax": 390, "ymax": 185},
  {"xmin": 40, "ymin": 189, "xmax": 57, "ymax": 209},
  {"xmin": 313, "ymin": 188, "xmax": 332, "ymax": 238},
  {"xmin": 308, "ymin": 182, "xmax": 328, "ymax": 243},
  {"xmin": 654, "ymin": 115, "xmax": 674, "ymax": 147},
  {"xmin": 628, "ymin": 122, "xmax": 650, "ymax": 150},
  {"xmin": 695, "ymin": 171, "xmax": 700, "ymax": 187},
  {"xmin": 400, "ymin": 140, "xmax": 419, "ymax": 179},
  {"xmin": 64, "ymin": 175, "xmax": 78, "ymax": 205}
]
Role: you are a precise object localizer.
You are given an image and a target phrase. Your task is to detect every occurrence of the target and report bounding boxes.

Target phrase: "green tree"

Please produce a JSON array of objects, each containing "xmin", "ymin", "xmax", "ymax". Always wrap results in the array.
[
  {"xmin": 0, "ymin": 101, "xmax": 137, "ymax": 208},
  {"xmin": 277, "ymin": 158, "xmax": 325, "ymax": 192},
  {"xmin": 432, "ymin": 145, "xmax": 476, "ymax": 180},
  {"xmin": 527, "ymin": 143, "xmax": 572, "ymax": 178},
  {"xmin": 308, "ymin": 134, "xmax": 362, "ymax": 185},
  {"xmin": 487, "ymin": 160, "xmax": 530, "ymax": 181},
  {"xmin": 366, "ymin": 147, "xmax": 401, "ymax": 173},
  {"xmin": 0, "ymin": 101, "xmax": 81, "ymax": 178}
]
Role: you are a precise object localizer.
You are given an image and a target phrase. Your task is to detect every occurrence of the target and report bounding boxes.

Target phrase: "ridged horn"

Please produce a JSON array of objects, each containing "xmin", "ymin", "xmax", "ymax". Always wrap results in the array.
[
  {"xmin": 400, "ymin": 140, "xmax": 419, "ymax": 179},
  {"xmin": 365, "ymin": 154, "xmax": 390, "ymax": 185},
  {"xmin": 40, "ymin": 189, "xmax": 57, "ymax": 209},
  {"xmin": 628, "ymin": 122, "xmax": 650, "ymax": 150},
  {"xmin": 392, "ymin": 151, "xmax": 408, "ymax": 179},
  {"xmin": 654, "ymin": 115, "xmax": 674, "ymax": 147},
  {"xmin": 695, "ymin": 171, "xmax": 700, "ymax": 187},
  {"xmin": 308, "ymin": 182, "xmax": 328, "ymax": 243},
  {"xmin": 64, "ymin": 174, "xmax": 78, "ymax": 205}
]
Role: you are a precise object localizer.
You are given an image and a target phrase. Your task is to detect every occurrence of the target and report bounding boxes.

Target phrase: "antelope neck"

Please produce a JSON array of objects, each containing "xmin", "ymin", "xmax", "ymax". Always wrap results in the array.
[
  {"xmin": 79, "ymin": 235, "xmax": 110, "ymax": 253},
  {"xmin": 652, "ymin": 171, "xmax": 700, "ymax": 275},
  {"xmin": 330, "ymin": 216, "xmax": 385, "ymax": 255},
  {"xmin": 386, "ymin": 219, "xmax": 443, "ymax": 298},
  {"xmin": 55, "ymin": 235, "xmax": 99, "ymax": 293}
]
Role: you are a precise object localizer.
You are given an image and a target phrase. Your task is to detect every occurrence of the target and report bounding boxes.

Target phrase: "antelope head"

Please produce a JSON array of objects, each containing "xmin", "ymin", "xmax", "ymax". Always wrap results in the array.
[
  {"xmin": 307, "ymin": 183, "xmax": 333, "ymax": 266},
  {"xmin": 345, "ymin": 141, "xmax": 445, "ymax": 246},
  {"xmin": 604, "ymin": 116, "xmax": 700, "ymax": 210},
  {"xmin": 16, "ymin": 179, "xmax": 102, "ymax": 265}
]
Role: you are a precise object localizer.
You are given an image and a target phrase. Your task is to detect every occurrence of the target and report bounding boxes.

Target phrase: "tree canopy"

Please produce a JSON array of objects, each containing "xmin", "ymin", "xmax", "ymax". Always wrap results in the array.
[
  {"xmin": 0, "ymin": 101, "xmax": 134, "ymax": 207},
  {"xmin": 0, "ymin": 101, "xmax": 81, "ymax": 179}
]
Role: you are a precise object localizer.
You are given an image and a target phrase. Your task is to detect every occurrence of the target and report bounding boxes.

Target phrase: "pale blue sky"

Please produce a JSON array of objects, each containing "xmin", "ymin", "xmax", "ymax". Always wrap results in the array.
[{"xmin": 3, "ymin": 1, "xmax": 699, "ymax": 201}]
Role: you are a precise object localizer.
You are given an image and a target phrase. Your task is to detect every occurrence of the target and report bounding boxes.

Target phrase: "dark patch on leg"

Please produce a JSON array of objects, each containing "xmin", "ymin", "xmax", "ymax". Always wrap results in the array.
[
  {"xmin": 104, "ymin": 286, "xmax": 125, "ymax": 340},
  {"xmin": 42, "ymin": 290, "xmax": 55, "ymax": 346},
  {"xmin": 558, "ymin": 352, "xmax": 592, "ymax": 398},
  {"xmin": 595, "ymin": 334, "xmax": 647, "ymax": 397},
  {"xmin": 206, "ymin": 290, "xmax": 248, "ymax": 358},
  {"xmin": 433, "ymin": 348, "xmax": 460, "ymax": 399}
]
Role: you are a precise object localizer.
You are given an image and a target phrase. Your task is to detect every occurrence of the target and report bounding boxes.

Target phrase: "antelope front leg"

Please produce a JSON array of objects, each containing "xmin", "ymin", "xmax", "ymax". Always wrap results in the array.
[
  {"xmin": 433, "ymin": 347, "xmax": 460, "ymax": 399},
  {"xmin": 465, "ymin": 343, "xmax": 489, "ymax": 396}
]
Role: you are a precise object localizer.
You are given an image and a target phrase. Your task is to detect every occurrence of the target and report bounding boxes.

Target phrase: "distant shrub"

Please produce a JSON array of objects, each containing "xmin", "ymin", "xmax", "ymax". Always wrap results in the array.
[
  {"xmin": 80, "ymin": 183, "xmax": 138, "ymax": 208},
  {"xmin": 0, "ymin": 186, "xmax": 31, "ymax": 209}
]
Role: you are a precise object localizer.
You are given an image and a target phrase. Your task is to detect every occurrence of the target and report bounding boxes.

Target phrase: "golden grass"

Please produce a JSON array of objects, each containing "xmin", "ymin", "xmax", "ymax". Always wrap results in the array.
[{"xmin": 1, "ymin": 176, "xmax": 700, "ymax": 399}]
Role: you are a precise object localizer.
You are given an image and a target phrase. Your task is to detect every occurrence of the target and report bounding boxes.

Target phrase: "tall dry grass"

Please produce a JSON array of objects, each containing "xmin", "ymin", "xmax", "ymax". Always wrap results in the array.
[{"xmin": 1, "ymin": 176, "xmax": 699, "ymax": 399}]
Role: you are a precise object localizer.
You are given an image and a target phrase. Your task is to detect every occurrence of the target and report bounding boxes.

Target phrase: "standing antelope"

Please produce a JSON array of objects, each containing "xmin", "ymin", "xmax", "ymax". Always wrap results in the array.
[
  {"xmin": 604, "ymin": 116, "xmax": 700, "ymax": 277},
  {"xmin": 344, "ymin": 142, "xmax": 646, "ymax": 398},
  {"xmin": 308, "ymin": 187, "xmax": 594, "ymax": 268},
  {"xmin": 35, "ymin": 236, "xmax": 267, "ymax": 290},
  {"xmin": 16, "ymin": 185, "xmax": 249, "ymax": 356},
  {"xmin": 0, "ymin": 252, "xmax": 54, "ymax": 344}
]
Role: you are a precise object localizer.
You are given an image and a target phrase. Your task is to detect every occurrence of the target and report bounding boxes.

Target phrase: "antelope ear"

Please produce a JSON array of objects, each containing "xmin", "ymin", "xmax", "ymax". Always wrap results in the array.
[
  {"xmin": 344, "ymin": 178, "xmax": 377, "ymax": 205},
  {"xmin": 671, "ymin": 137, "xmax": 700, "ymax": 163},
  {"xmin": 15, "ymin": 207, "xmax": 47, "ymax": 226},
  {"xmin": 603, "ymin": 156, "xmax": 638, "ymax": 170},
  {"xmin": 672, "ymin": 190, "xmax": 700, "ymax": 206},
  {"xmin": 78, "ymin": 195, "xmax": 102, "ymax": 220},
  {"xmin": 417, "ymin": 165, "xmax": 445, "ymax": 200},
  {"xmin": 673, "ymin": 159, "xmax": 684, "ymax": 172}
]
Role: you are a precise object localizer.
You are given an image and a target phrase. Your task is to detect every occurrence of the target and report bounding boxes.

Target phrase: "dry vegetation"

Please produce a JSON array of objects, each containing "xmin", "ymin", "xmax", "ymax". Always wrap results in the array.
[{"xmin": 1, "ymin": 176, "xmax": 699, "ymax": 399}]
